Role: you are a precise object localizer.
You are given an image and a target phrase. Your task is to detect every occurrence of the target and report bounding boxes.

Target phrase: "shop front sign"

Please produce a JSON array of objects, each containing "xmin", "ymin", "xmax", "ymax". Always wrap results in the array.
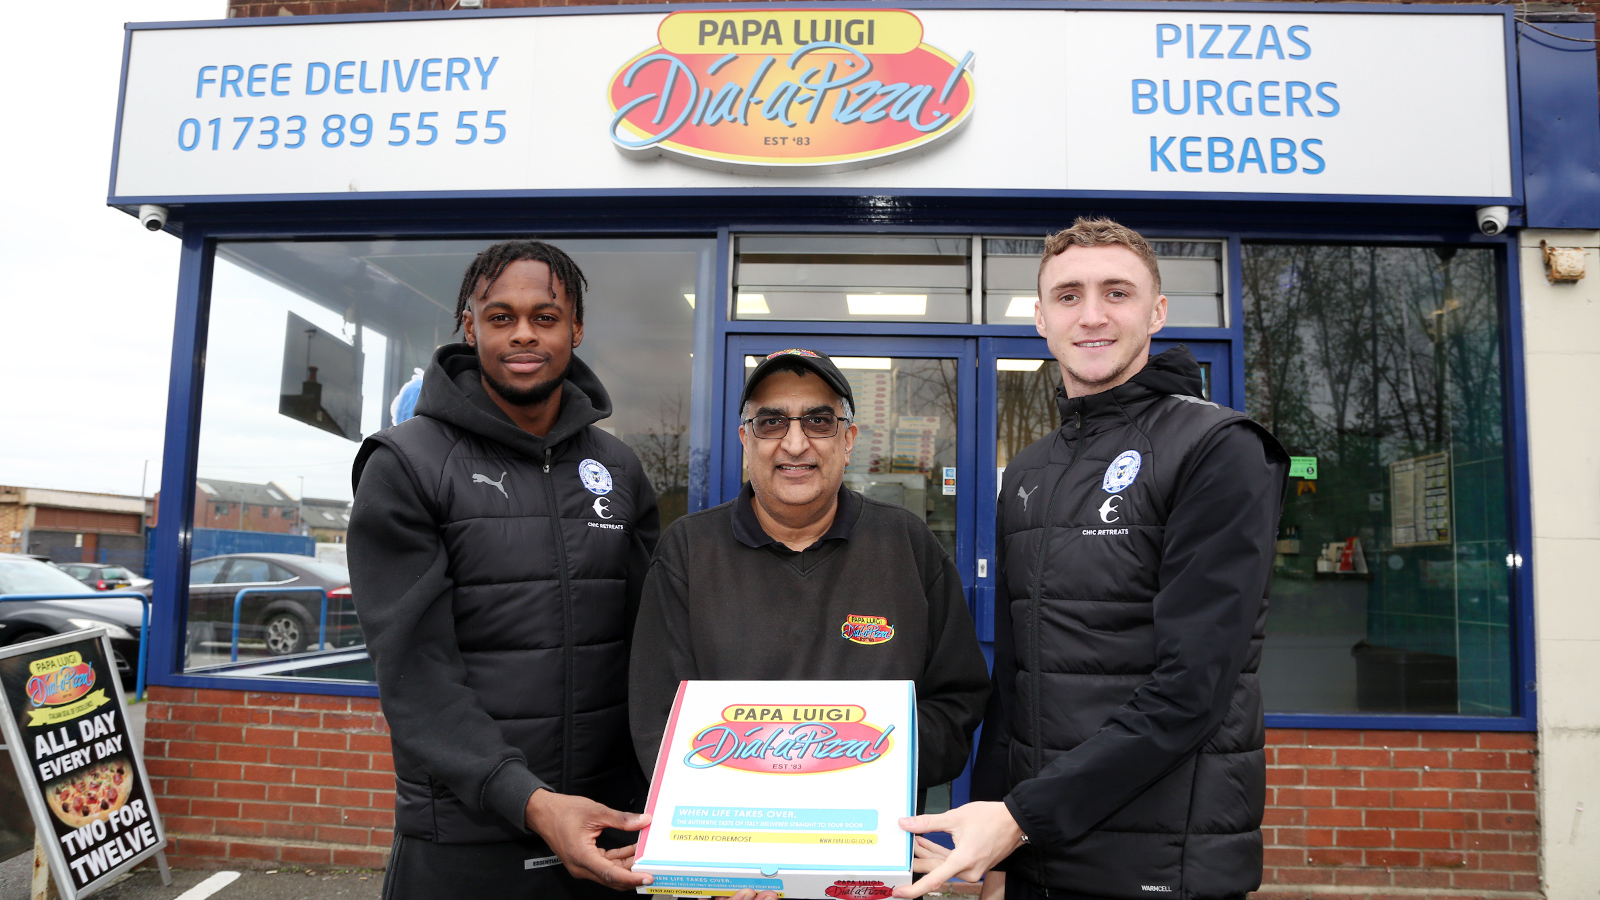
[{"xmin": 607, "ymin": 9, "xmax": 976, "ymax": 173}]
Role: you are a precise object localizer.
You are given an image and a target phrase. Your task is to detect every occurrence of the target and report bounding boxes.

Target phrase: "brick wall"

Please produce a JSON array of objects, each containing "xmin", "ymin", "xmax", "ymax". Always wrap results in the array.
[
  {"xmin": 142, "ymin": 686, "xmax": 394, "ymax": 870},
  {"xmin": 141, "ymin": 686, "xmax": 1541, "ymax": 896},
  {"xmin": 1258, "ymin": 728, "xmax": 1540, "ymax": 899}
]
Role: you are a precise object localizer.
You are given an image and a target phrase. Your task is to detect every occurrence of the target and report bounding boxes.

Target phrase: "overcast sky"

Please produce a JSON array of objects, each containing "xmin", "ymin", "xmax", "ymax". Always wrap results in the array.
[{"xmin": 0, "ymin": 1, "xmax": 224, "ymax": 498}]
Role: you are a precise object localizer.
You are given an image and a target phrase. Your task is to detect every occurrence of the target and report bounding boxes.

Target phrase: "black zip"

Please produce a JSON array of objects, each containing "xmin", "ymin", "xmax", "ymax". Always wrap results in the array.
[{"xmin": 542, "ymin": 446, "xmax": 577, "ymax": 793}]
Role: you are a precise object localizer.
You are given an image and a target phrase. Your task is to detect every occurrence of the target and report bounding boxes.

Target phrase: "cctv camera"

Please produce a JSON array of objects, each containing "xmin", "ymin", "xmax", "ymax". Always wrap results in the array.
[
  {"xmin": 1476, "ymin": 206, "xmax": 1509, "ymax": 237},
  {"xmin": 138, "ymin": 204, "xmax": 168, "ymax": 232}
]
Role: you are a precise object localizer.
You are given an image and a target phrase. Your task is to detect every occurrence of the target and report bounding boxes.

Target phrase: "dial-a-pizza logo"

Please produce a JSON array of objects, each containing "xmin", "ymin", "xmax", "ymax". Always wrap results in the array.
[
  {"xmin": 608, "ymin": 9, "xmax": 976, "ymax": 173},
  {"xmin": 827, "ymin": 882, "xmax": 893, "ymax": 900},
  {"xmin": 841, "ymin": 614, "xmax": 894, "ymax": 645},
  {"xmin": 684, "ymin": 704, "xmax": 894, "ymax": 774},
  {"xmin": 26, "ymin": 652, "xmax": 95, "ymax": 707}
]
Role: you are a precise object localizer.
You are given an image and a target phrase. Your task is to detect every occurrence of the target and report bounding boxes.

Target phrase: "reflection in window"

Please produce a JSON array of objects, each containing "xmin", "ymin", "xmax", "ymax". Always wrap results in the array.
[
  {"xmin": 1244, "ymin": 244, "xmax": 1512, "ymax": 716},
  {"xmin": 985, "ymin": 238, "xmax": 1225, "ymax": 327},
  {"xmin": 185, "ymin": 237, "xmax": 710, "ymax": 681}
]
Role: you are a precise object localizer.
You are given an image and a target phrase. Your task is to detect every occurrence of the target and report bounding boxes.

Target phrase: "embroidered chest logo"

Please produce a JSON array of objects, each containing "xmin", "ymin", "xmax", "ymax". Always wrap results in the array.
[
  {"xmin": 1102, "ymin": 450, "xmax": 1142, "ymax": 493},
  {"xmin": 473, "ymin": 471, "xmax": 508, "ymax": 499},
  {"xmin": 579, "ymin": 458, "xmax": 614, "ymax": 495},
  {"xmin": 1017, "ymin": 484, "xmax": 1038, "ymax": 510},
  {"xmin": 841, "ymin": 614, "xmax": 894, "ymax": 645}
]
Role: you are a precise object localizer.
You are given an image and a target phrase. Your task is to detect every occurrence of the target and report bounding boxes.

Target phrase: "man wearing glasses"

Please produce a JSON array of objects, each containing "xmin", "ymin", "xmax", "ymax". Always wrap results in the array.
[{"xmin": 628, "ymin": 349, "xmax": 990, "ymax": 854}]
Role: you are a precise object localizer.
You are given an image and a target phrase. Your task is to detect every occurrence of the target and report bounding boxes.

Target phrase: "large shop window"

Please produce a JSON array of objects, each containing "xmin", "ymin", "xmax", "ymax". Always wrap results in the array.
[
  {"xmin": 1243, "ymin": 244, "xmax": 1514, "ymax": 717},
  {"xmin": 184, "ymin": 237, "xmax": 710, "ymax": 683}
]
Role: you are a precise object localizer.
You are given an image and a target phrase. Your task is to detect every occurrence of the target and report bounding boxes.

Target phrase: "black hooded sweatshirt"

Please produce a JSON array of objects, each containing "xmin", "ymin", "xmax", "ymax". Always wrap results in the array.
[
  {"xmin": 348, "ymin": 343, "xmax": 659, "ymax": 845},
  {"xmin": 971, "ymin": 347, "xmax": 1287, "ymax": 900}
]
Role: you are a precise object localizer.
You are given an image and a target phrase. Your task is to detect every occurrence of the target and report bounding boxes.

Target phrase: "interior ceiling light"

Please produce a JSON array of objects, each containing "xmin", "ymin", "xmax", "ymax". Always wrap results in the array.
[
  {"xmin": 833, "ymin": 357, "xmax": 893, "ymax": 370},
  {"xmin": 997, "ymin": 358, "xmax": 1046, "ymax": 371},
  {"xmin": 1005, "ymin": 295, "xmax": 1038, "ymax": 318},
  {"xmin": 846, "ymin": 294, "xmax": 926, "ymax": 316},
  {"xmin": 684, "ymin": 293, "xmax": 696, "ymax": 308},
  {"xmin": 737, "ymin": 293, "xmax": 770, "ymax": 314},
  {"xmin": 745, "ymin": 356, "xmax": 759, "ymax": 368}
]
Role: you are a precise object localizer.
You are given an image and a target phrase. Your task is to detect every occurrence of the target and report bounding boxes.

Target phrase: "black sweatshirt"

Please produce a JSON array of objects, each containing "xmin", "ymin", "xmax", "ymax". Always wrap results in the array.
[{"xmin": 629, "ymin": 483, "xmax": 991, "ymax": 789}]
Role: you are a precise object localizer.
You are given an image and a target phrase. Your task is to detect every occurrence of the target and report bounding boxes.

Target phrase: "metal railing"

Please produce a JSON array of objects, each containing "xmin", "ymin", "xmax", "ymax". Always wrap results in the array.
[
  {"xmin": 0, "ymin": 591, "xmax": 151, "ymax": 701},
  {"xmin": 231, "ymin": 586, "xmax": 329, "ymax": 662}
]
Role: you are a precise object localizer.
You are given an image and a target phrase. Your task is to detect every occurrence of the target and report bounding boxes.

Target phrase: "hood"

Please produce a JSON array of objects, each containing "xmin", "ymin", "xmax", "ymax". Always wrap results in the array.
[
  {"xmin": 412, "ymin": 342, "xmax": 613, "ymax": 458},
  {"xmin": 1126, "ymin": 345, "xmax": 1207, "ymax": 399}
]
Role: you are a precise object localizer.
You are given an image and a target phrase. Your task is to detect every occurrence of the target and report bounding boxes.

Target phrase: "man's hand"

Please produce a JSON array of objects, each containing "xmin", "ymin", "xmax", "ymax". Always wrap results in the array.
[
  {"xmin": 893, "ymin": 801, "xmax": 1026, "ymax": 898},
  {"xmin": 524, "ymin": 788, "xmax": 654, "ymax": 890}
]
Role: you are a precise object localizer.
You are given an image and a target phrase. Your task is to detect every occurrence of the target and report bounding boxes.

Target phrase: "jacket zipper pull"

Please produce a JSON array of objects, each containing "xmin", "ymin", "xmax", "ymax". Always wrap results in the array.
[
  {"xmin": 1074, "ymin": 411, "xmax": 1083, "ymax": 429},
  {"xmin": 543, "ymin": 448, "xmax": 552, "ymax": 473}
]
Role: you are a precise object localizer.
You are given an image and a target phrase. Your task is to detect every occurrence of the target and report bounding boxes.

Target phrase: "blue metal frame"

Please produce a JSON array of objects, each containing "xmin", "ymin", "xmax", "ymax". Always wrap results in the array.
[
  {"xmin": 0, "ymin": 592, "xmax": 151, "ymax": 701},
  {"xmin": 108, "ymin": 1, "xmax": 1523, "ymax": 213},
  {"xmin": 229, "ymin": 586, "xmax": 329, "ymax": 662}
]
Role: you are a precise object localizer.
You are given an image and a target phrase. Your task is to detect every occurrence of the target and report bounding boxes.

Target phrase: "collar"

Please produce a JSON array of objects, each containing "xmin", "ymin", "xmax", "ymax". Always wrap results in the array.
[{"xmin": 732, "ymin": 481, "xmax": 862, "ymax": 549}]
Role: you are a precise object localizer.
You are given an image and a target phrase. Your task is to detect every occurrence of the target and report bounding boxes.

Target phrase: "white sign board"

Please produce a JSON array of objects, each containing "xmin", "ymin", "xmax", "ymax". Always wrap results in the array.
[
  {"xmin": 110, "ymin": 7, "xmax": 1514, "ymax": 201},
  {"xmin": 634, "ymin": 680, "xmax": 915, "ymax": 898}
]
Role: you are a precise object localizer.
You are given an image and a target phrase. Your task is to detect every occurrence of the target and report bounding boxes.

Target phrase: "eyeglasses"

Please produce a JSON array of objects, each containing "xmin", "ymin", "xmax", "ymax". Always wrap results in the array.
[{"xmin": 742, "ymin": 413, "xmax": 849, "ymax": 440}]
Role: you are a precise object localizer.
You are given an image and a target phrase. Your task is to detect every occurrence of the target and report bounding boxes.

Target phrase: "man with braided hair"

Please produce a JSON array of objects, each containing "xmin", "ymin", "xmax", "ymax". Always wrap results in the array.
[{"xmin": 349, "ymin": 240, "xmax": 661, "ymax": 898}]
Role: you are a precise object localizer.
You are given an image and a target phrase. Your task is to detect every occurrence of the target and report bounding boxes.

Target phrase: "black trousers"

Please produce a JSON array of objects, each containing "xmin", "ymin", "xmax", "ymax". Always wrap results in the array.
[{"xmin": 382, "ymin": 834, "xmax": 626, "ymax": 900}]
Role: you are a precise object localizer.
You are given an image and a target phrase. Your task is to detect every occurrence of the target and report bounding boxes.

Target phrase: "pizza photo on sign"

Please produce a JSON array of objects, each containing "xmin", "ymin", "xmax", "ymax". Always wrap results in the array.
[{"xmin": 45, "ymin": 756, "xmax": 134, "ymax": 829}]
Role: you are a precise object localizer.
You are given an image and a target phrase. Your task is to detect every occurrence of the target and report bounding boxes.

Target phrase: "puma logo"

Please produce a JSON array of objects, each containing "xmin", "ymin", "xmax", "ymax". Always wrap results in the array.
[
  {"xmin": 1017, "ymin": 484, "xmax": 1038, "ymax": 510},
  {"xmin": 473, "ymin": 471, "xmax": 508, "ymax": 498}
]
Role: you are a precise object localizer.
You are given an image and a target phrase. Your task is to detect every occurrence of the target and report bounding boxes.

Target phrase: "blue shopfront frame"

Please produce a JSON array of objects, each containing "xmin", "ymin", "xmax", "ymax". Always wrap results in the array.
[{"xmin": 126, "ymin": 1, "xmax": 1577, "ymax": 739}]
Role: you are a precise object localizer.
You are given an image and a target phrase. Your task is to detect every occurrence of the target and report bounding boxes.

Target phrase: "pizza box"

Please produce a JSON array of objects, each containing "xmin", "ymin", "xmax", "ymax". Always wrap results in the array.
[{"xmin": 635, "ymin": 680, "xmax": 916, "ymax": 899}]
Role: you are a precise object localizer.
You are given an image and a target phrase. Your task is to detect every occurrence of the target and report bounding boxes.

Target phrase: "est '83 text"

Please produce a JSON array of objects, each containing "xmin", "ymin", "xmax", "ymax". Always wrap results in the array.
[{"xmin": 177, "ymin": 110, "xmax": 506, "ymax": 151}]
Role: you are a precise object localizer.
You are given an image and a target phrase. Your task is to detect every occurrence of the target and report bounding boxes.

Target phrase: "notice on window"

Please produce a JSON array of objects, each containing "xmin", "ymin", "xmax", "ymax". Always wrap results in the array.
[
  {"xmin": 0, "ymin": 631, "xmax": 166, "ymax": 900},
  {"xmin": 1390, "ymin": 453, "xmax": 1451, "ymax": 547}
]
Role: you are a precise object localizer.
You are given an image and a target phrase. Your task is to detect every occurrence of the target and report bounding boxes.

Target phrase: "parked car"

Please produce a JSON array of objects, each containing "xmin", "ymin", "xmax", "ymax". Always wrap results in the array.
[
  {"xmin": 0, "ymin": 554, "xmax": 145, "ymax": 679},
  {"xmin": 185, "ymin": 553, "xmax": 358, "ymax": 657},
  {"xmin": 58, "ymin": 563, "xmax": 154, "ymax": 597}
]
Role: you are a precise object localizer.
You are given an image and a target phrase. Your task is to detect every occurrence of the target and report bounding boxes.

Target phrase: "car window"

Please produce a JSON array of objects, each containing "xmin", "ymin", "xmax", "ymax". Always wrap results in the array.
[
  {"xmin": 0, "ymin": 558, "xmax": 96, "ymax": 595},
  {"xmin": 189, "ymin": 558, "xmax": 227, "ymax": 585},
  {"xmin": 266, "ymin": 563, "xmax": 297, "ymax": 582},
  {"xmin": 64, "ymin": 565, "xmax": 89, "ymax": 578},
  {"xmin": 103, "ymin": 567, "xmax": 133, "ymax": 580},
  {"xmin": 223, "ymin": 559, "xmax": 273, "ymax": 584},
  {"xmin": 293, "ymin": 560, "xmax": 351, "ymax": 583}
]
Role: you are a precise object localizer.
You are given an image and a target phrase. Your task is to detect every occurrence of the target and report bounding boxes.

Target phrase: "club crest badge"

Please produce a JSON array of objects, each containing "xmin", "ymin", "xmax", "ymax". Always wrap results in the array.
[
  {"xmin": 579, "ymin": 459, "xmax": 614, "ymax": 496},
  {"xmin": 1102, "ymin": 450, "xmax": 1142, "ymax": 494}
]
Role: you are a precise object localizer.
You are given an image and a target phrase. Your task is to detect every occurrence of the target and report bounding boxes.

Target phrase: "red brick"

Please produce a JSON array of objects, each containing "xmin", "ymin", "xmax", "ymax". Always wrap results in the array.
[
  {"xmin": 1334, "ymin": 748, "xmax": 1390, "ymax": 767},
  {"xmin": 270, "ymin": 747, "xmax": 320, "ymax": 767},
  {"xmin": 1363, "ymin": 808, "xmax": 1419, "ymax": 829},
  {"xmin": 1452, "ymin": 870, "xmax": 1512, "ymax": 890},
  {"xmin": 294, "ymin": 767, "xmax": 347, "ymax": 787},
  {"xmin": 216, "ymin": 782, "xmax": 267, "ymax": 801},
  {"xmin": 1363, "ymin": 849, "xmax": 1421, "ymax": 867},
  {"xmin": 269, "ymin": 709, "xmax": 321, "ymax": 728},
  {"xmin": 1305, "ymin": 848, "xmax": 1363, "ymax": 867},
  {"xmin": 1453, "ymin": 791, "xmax": 1509, "ymax": 810},
  {"xmin": 347, "ymin": 771, "xmax": 395, "ymax": 791},
  {"xmin": 195, "ymin": 688, "xmax": 247, "ymax": 706},
  {"xmin": 317, "ymin": 825, "xmax": 372, "ymax": 845},
  {"xmin": 227, "ymin": 841, "xmax": 282, "ymax": 862},
  {"xmin": 1274, "ymin": 828, "xmax": 1334, "ymax": 847},
  {"xmin": 239, "ymin": 801, "xmax": 292, "ymax": 821},
  {"xmin": 323, "ymin": 713, "xmax": 382, "ymax": 731},
  {"xmin": 1305, "ymin": 808, "xmax": 1363, "ymax": 828},
  {"xmin": 215, "ymin": 819, "xmax": 265, "ymax": 838},
  {"xmin": 297, "ymin": 730, "xmax": 349, "ymax": 751},
  {"xmin": 369, "ymin": 829, "xmax": 393, "ymax": 847},
  {"xmin": 1390, "ymin": 749, "xmax": 1450, "ymax": 769},
  {"xmin": 146, "ymin": 758, "xmax": 191, "ymax": 777},
  {"xmin": 1480, "ymin": 771, "xmax": 1534, "ymax": 791},
  {"xmin": 1508, "ymin": 791, "xmax": 1537, "ymax": 811},
  {"xmin": 144, "ymin": 741, "xmax": 167, "ymax": 758},
  {"xmin": 1265, "ymin": 867, "xmax": 1334, "ymax": 885},
  {"xmin": 220, "ymin": 706, "xmax": 272, "ymax": 725},
  {"xmin": 145, "ymin": 721, "xmax": 196, "ymax": 740},
  {"xmin": 1419, "ymin": 732, "xmax": 1479, "ymax": 749},
  {"xmin": 193, "ymin": 724, "xmax": 244, "ymax": 744},
  {"xmin": 1274, "ymin": 747, "xmax": 1334, "ymax": 766},
  {"xmin": 263, "ymin": 822, "xmax": 319, "ymax": 842},
  {"xmin": 246, "ymin": 692, "xmax": 298, "ymax": 707},
  {"xmin": 1510, "ymin": 832, "xmax": 1538, "ymax": 853},
  {"xmin": 319, "ymin": 787, "xmax": 371, "ymax": 808},
  {"xmin": 281, "ymin": 845, "xmax": 335, "ymax": 865},
  {"xmin": 1329, "ymin": 867, "xmax": 1390, "ymax": 887},
  {"xmin": 1305, "ymin": 768, "xmax": 1361, "ymax": 787},
  {"xmin": 1392, "ymin": 869, "xmax": 1453, "ymax": 889},
  {"xmin": 1479, "ymin": 851, "xmax": 1538, "ymax": 872},
  {"xmin": 1421, "ymin": 850, "xmax": 1470, "ymax": 867},
  {"xmin": 339, "ymin": 807, "xmax": 393, "ymax": 828},
  {"xmin": 1364, "ymin": 731, "xmax": 1419, "ymax": 748},
  {"xmin": 1477, "ymin": 731, "xmax": 1534, "ymax": 749},
  {"xmin": 1275, "ymin": 788, "xmax": 1334, "ymax": 808},
  {"xmin": 321, "ymin": 750, "xmax": 372, "ymax": 770},
  {"xmin": 299, "ymin": 695, "xmax": 351, "ymax": 711},
  {"xmin": 1511, "ymin": 873, "xmax": 1541, "ymax": 893},
  {"xmin": 192, "ymin": 761, "xmax": 243, "ymax": 780},
  {"xmin": 349, "ymin": 733, "xmax": 393, "ymax": 754},
  {"xmin": 1263, "ymin": 847, "xmax": 1306, "ymax": 867},
  {"xmin": 1333, "ymin": 829, "xmax": 1392, "ymax": 848},
  {"xmin": 332, "ymin": 847, "xmax": 390, "ymax": 868},
  {"xmin": 152, "ymin": 687, "xmax": 196, "ymax": 703},
  {"xmin": 163, "ymin": 815, "xmax": 216, "ymax": 834},
  {"xmin": 243, "ymin": 764, "xmax": 294, "ymax": 784},
  {"xmin": 1392, "ymin": 790, "xmax": 1451, "ymax": 809},
  {"xmin": 1451, "ymin": 750, "xmax": 1508, "ymax": 770},
  {"xmin": 349, "ymin": 697, "xmax": 383, "ymax": 713},
  {"xmin": 369, "ymin": 754, "xmax": 395, "ymax": 774},
  {"xmin": 171, "ymin": 704, "xmax": 222, "ymax": 723},
  {"xmin": 1422, "ymin": 810, "xmax": 1477, "ymax": 830},
  {"xmin": 1485, "ymin": 811, "xmax": 1536, "ymax": 831},
  {"xmin": 1362, "ymin": 769, "xmax": 1419, "ymax": 789},
  {"xmin": 219, "ymin": 744, "xmax": 272, "ymax": 763},
  {"xmin": 168, "ymin": 740, "xmax": 219, "ymax": 761},
  {"xmin": 292, "ymin": 804, "xmax": 345, "ymax": 826},
  {"xmin": 267, "ymin": 785, "xmax": 319, "ymax": 804},
  {"xmin": 170, "ymin": 837, "xmax": 225, "ymax": 858},
  {"xmin": 1421, "ymin": 768, "xmax": 1477, "ymax": 789},
  {"xmin": 1334, "ymin": 789, "xmax": 1391, "ymax": 809},
  {"xmin": 1393, "ymin": 829, "xmax": 1454, "ymax": 849},
  {"xmin": 191, "ymin": 799, "xmax": 242, "ymax": 818},
  {"xmin": 163, "ymin": 777, "xmax": 218, "ymax": 798},
  {"xmin": 243, "ymin": 727, "xmax": 295, "ymax": 747},
  {"xmin": 1305, "ymin": 729, "xmax": 1364, "ymax": 746}
]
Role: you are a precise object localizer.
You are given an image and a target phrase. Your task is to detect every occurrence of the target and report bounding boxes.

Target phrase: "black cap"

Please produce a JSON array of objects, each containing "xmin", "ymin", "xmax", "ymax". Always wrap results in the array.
[{"xmin": 740, "ymin": 349, "xmax": 856, "ymax": 417}]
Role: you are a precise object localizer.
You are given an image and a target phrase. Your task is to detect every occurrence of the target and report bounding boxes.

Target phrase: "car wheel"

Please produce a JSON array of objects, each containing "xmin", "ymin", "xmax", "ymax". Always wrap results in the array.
[
  {"xmin": 262, "ymin": 612, "xmax": 310, "ymax": 656},
  {"xmin": 8, "ymin": 630, "xmax": 52, "ymax": 647}
]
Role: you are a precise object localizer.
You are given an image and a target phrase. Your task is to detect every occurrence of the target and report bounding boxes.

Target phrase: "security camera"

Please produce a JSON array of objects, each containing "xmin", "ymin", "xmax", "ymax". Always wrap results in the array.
[
  {"xmin": 1476, "ymin": 205, "xmax": 1509, "ymax": 237},
  {"xmin": 138, "ymin": 204, "xmax": 168, "ymax": 232}
]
